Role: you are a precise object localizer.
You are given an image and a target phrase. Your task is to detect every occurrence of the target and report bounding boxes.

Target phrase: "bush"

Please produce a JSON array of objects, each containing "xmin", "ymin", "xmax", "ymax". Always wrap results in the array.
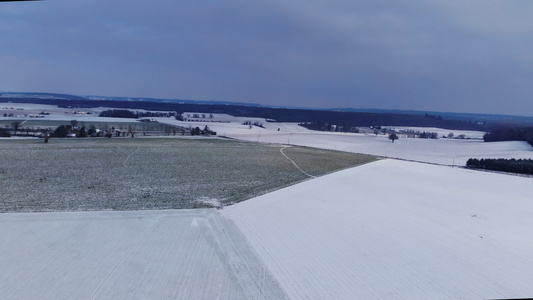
[
  {"xmin": 77, "ymin": 126, "xmax": 88, "ymax": 138},
  {"xmin": 52, "ymin": 125, "xmax": 71, "ymax": 137},
  {"xmin": 190, "ymin": 127, "xmax": 202, "ymax": 135},
  {"xmin": 0, "ymin": 128, "xmax": 11, "ymax": 137}
]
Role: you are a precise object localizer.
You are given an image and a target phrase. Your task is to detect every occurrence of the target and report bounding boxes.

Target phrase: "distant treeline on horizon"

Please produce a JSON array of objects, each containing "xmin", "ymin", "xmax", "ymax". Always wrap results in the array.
[{"xmin": 1, "ymin": 97, "xmax": 499, "ymax": 132}]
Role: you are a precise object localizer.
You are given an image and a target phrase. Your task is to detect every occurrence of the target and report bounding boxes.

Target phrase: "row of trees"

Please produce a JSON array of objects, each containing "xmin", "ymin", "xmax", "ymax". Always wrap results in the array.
[
  {"xmin": 99, "ymin": 109, "xmax": 137, "ymax": 118},
  {"xmin": 182, "ymin": 113, "xmax": 213, "ymax": 119},
  {"xmin": 483, "ymin": 127, "xmax": 533, "ymax": 147},
  {"xmin": 3, "ymin": 121, "xmax": 51, "ymax": 137},
  {"xmin": 51, "ymin": 125, "xmax": 114, "ymax": 138},
  {"xmin": 242, "ymin": 121, "xmax": 264, "ymax": 128},
  {"xmin": 3, "ymin": 118, "xmax": 191, "ymax": 140},
  {"xmin": 99, "ymin": 109, "xmax": 178, "ymax": 119},
  {"xmin": 190, "ymin": 125, "xmax": 216, "ymax": 136},
  {"xmin": 298, "ymin": 121, "xmax": 359, "ymax": 133},
  {"xmin": 466, "ymin": 158, "xmax": 533, "ymax": 175},
  {"xmin": 51, "ymin": 123, "xmax": 179, "ymax": 138},
  {"xmin": 418, "ymin": 131, "xmax": 439, "ymax": 139}
]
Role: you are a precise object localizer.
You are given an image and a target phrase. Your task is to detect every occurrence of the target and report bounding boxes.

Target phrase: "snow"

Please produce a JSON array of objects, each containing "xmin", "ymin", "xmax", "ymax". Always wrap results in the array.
[
  {"xmin": 3, "ymin": 109, "xmax": 533, "ymax": 299},
  {"xmin": 157, "ymin": 115, "xmax": 533, "ymax": 166},
  {"xmin": 390, "ymin": 126, "xmax": 486, "ymax": 139},
  {"xmin": 157, "ymin": 114, "xmax": 309, "ymax": 137},
  {"xmin": 222, "ymin": 159, "xmax": 533, "ymax": 299},
  {"xmin": 0, "ymin": 103, "xmax": 167, "ymax": 123},
  {"xmin": 3, "ymin": 159, "xmax": 533, "ymax": 299},
  {"xmin": 0, "ymin": 210, "xmax": 287, "ymax": 299},
  {"xmin": 219, "ymin": 130, "xmax": 533, "ymax": 166},
  {"xmin": 5, "ymin": 104, "xmax": 527, "ymax": 167}
]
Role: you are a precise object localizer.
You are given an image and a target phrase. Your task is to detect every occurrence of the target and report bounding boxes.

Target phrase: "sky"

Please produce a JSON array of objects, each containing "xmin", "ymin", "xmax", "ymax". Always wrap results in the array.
[{"xmin": 1, "ymin": 1, "xmax": 533, "ymax": 116}]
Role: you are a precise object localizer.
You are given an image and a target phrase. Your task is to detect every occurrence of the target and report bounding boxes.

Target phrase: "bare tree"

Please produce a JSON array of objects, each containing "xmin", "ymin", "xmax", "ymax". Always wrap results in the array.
[
  {"xmin": 128, "ymin": 125, "xmax": 135, "ymax": 138},
  {"xmin": 11, "ymin": 121, "xmax": 21, "ymax": 135}
]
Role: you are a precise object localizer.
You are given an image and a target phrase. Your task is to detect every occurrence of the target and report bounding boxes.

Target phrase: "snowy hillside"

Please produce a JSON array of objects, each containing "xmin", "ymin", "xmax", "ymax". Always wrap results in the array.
[
  {"xmin": 4, "ymin": 103, "xmax": 533, "ymax": 167},
  {"xmin": 158, "ymin": 114, "xmax": 533, "ymax": 166},
  {"xmin": 4, "ymin": 160, "xmax": 531, "ymax": 299},
  {"xmin": 223, "ymin": 159, "xmax": 533, "ymax": 299},
  {"xmin": 3, "ymin": 106, "xmax": 533, "ymax": 299}
]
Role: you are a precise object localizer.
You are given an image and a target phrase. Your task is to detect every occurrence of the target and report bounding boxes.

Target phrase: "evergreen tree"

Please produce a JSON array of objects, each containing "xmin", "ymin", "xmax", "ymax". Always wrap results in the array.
[
  {"xmin": 77, "ymin": 126, "xmax": 88, "ymax": 137},
  {"xmin": 52, "ymin": 125, "xmax": 71, "ymax": 137}
]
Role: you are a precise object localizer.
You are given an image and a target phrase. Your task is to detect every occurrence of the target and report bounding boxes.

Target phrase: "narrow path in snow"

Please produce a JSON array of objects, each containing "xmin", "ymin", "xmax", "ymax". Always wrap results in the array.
[
  {"xmin": 280, "ymin": 147, "xmax": 316, "ymax": 178},
  {"xmin": 123, "ymin": 146, "xmax": 140, "ymax": 167}
]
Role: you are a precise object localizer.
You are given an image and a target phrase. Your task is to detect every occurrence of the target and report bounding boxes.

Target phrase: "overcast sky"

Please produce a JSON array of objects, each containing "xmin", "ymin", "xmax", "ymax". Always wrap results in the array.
[{"xmin": 1, "ymin": 1, "xmax": 533, "ymax": 115}]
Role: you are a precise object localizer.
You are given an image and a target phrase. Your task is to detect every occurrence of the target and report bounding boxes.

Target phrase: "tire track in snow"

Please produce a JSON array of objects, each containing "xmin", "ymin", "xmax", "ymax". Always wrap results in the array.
[
  {"xmin": 123, "ymin": 146, "xmax": 140, "ymax": 167},
  {"xmin": 280, "ymin": 147, "xmax": 316, "ymax": 178}
]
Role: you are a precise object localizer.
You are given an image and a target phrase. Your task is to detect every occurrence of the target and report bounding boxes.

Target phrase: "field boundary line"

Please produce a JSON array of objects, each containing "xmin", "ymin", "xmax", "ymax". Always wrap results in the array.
[
  {"xmin": 280, "ymin": 147, "xmax": 316, "ymax": 179},
  {"xmin": 123, "ymin": 146, "xmax": 140, "ymax": 167}
]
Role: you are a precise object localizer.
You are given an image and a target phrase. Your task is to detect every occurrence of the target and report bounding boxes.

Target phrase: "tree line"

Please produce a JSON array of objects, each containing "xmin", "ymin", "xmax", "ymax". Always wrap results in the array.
[
  {"xmin": 5, "ymin": 97, "xmax": 489, "ymax": 131},
  {"xmin": 466, "ymin": 158, "xmax": 533, "ymax": 175},
  {"xmin": 483, "ymin": 127, "xmax": 533, "ymax": 147},
  {"xmin": 99, "ymin": 109, "xmax": 177, "ymax": 118}
]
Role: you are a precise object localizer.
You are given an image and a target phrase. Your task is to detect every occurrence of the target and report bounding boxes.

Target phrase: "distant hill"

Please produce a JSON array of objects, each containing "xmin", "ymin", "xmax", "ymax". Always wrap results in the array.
[
  {"xmin": 0, "ymin": 92, "xmax": 86, "ymax": 101},
  {"xmin": 332, "ymin": 108, "xmax": 533, "ymax": 124},
  {"xmin": 2, "ymin": 91, "xmax": 533, "ymax": 130}
]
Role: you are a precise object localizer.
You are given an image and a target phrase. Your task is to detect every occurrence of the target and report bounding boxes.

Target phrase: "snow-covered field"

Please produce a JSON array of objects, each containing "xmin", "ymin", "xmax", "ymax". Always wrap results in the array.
[
  {"xmin": 391, "ymin": 126, "xmax": 486, "ymax": 139},
  {"xmin": 0, "ymin": 102, "xmax": 168, "ymax": 123},
  {"xmin": 156, "ymin": 114, "xmax": 533, "ymax": 166},
  {"xmin": 3, "ymin": 159, "xmax": 533, "ymax": 299},
  {"xmin": 223, "ymin": 159, "xmax": 533, "ymax": 299},
  {"xmin": 4, "ymin": 103, "xmax": 532, "ymax": 167},
  {"xmin": 239, "ymin": 131, "xmax": 533, "ymax": 166},
  {"xmin": 0, "ymin": 209, "xmax": 287, "ymax": 299},
  {"xmin": 3, "ymin": 105, "xmax": 533, "ymax": 299}
]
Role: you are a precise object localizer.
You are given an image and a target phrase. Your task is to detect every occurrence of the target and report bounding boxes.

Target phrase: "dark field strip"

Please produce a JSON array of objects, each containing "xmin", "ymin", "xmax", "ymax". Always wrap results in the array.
[{"xmin": 0, "ymin": 137, "xmax": 376, "ymax": 212}]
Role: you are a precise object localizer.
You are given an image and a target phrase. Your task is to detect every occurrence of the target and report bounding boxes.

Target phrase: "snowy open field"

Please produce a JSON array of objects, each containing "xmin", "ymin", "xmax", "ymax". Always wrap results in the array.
[
  {"xmin": 223, "ymin": 130, "xmax": 533, "ymax": 166},
  {"xmin": 0, "ymin": 209, "xmax": 287, "ymax": 299},
  {"xmin": 3, "ymin": 159, "xmax": 533, "ymax": 299},
  {"xmin": 223, "ymin": 159, "xmax": 533, "ymax": 299},
  {"xmin": 240, "ymin": 132, "xmax": 533, "ymax": 166},
  {"xmin": 4, "ymin": 103, "xmax": 533, "ymax": 167},
  {"xmin": 156, "ymin": 114, "xmax": 533, "ymax": 166},
  {"xmin": 2, "ymin": 104, "xmax": 533, "ymax": 299}
]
